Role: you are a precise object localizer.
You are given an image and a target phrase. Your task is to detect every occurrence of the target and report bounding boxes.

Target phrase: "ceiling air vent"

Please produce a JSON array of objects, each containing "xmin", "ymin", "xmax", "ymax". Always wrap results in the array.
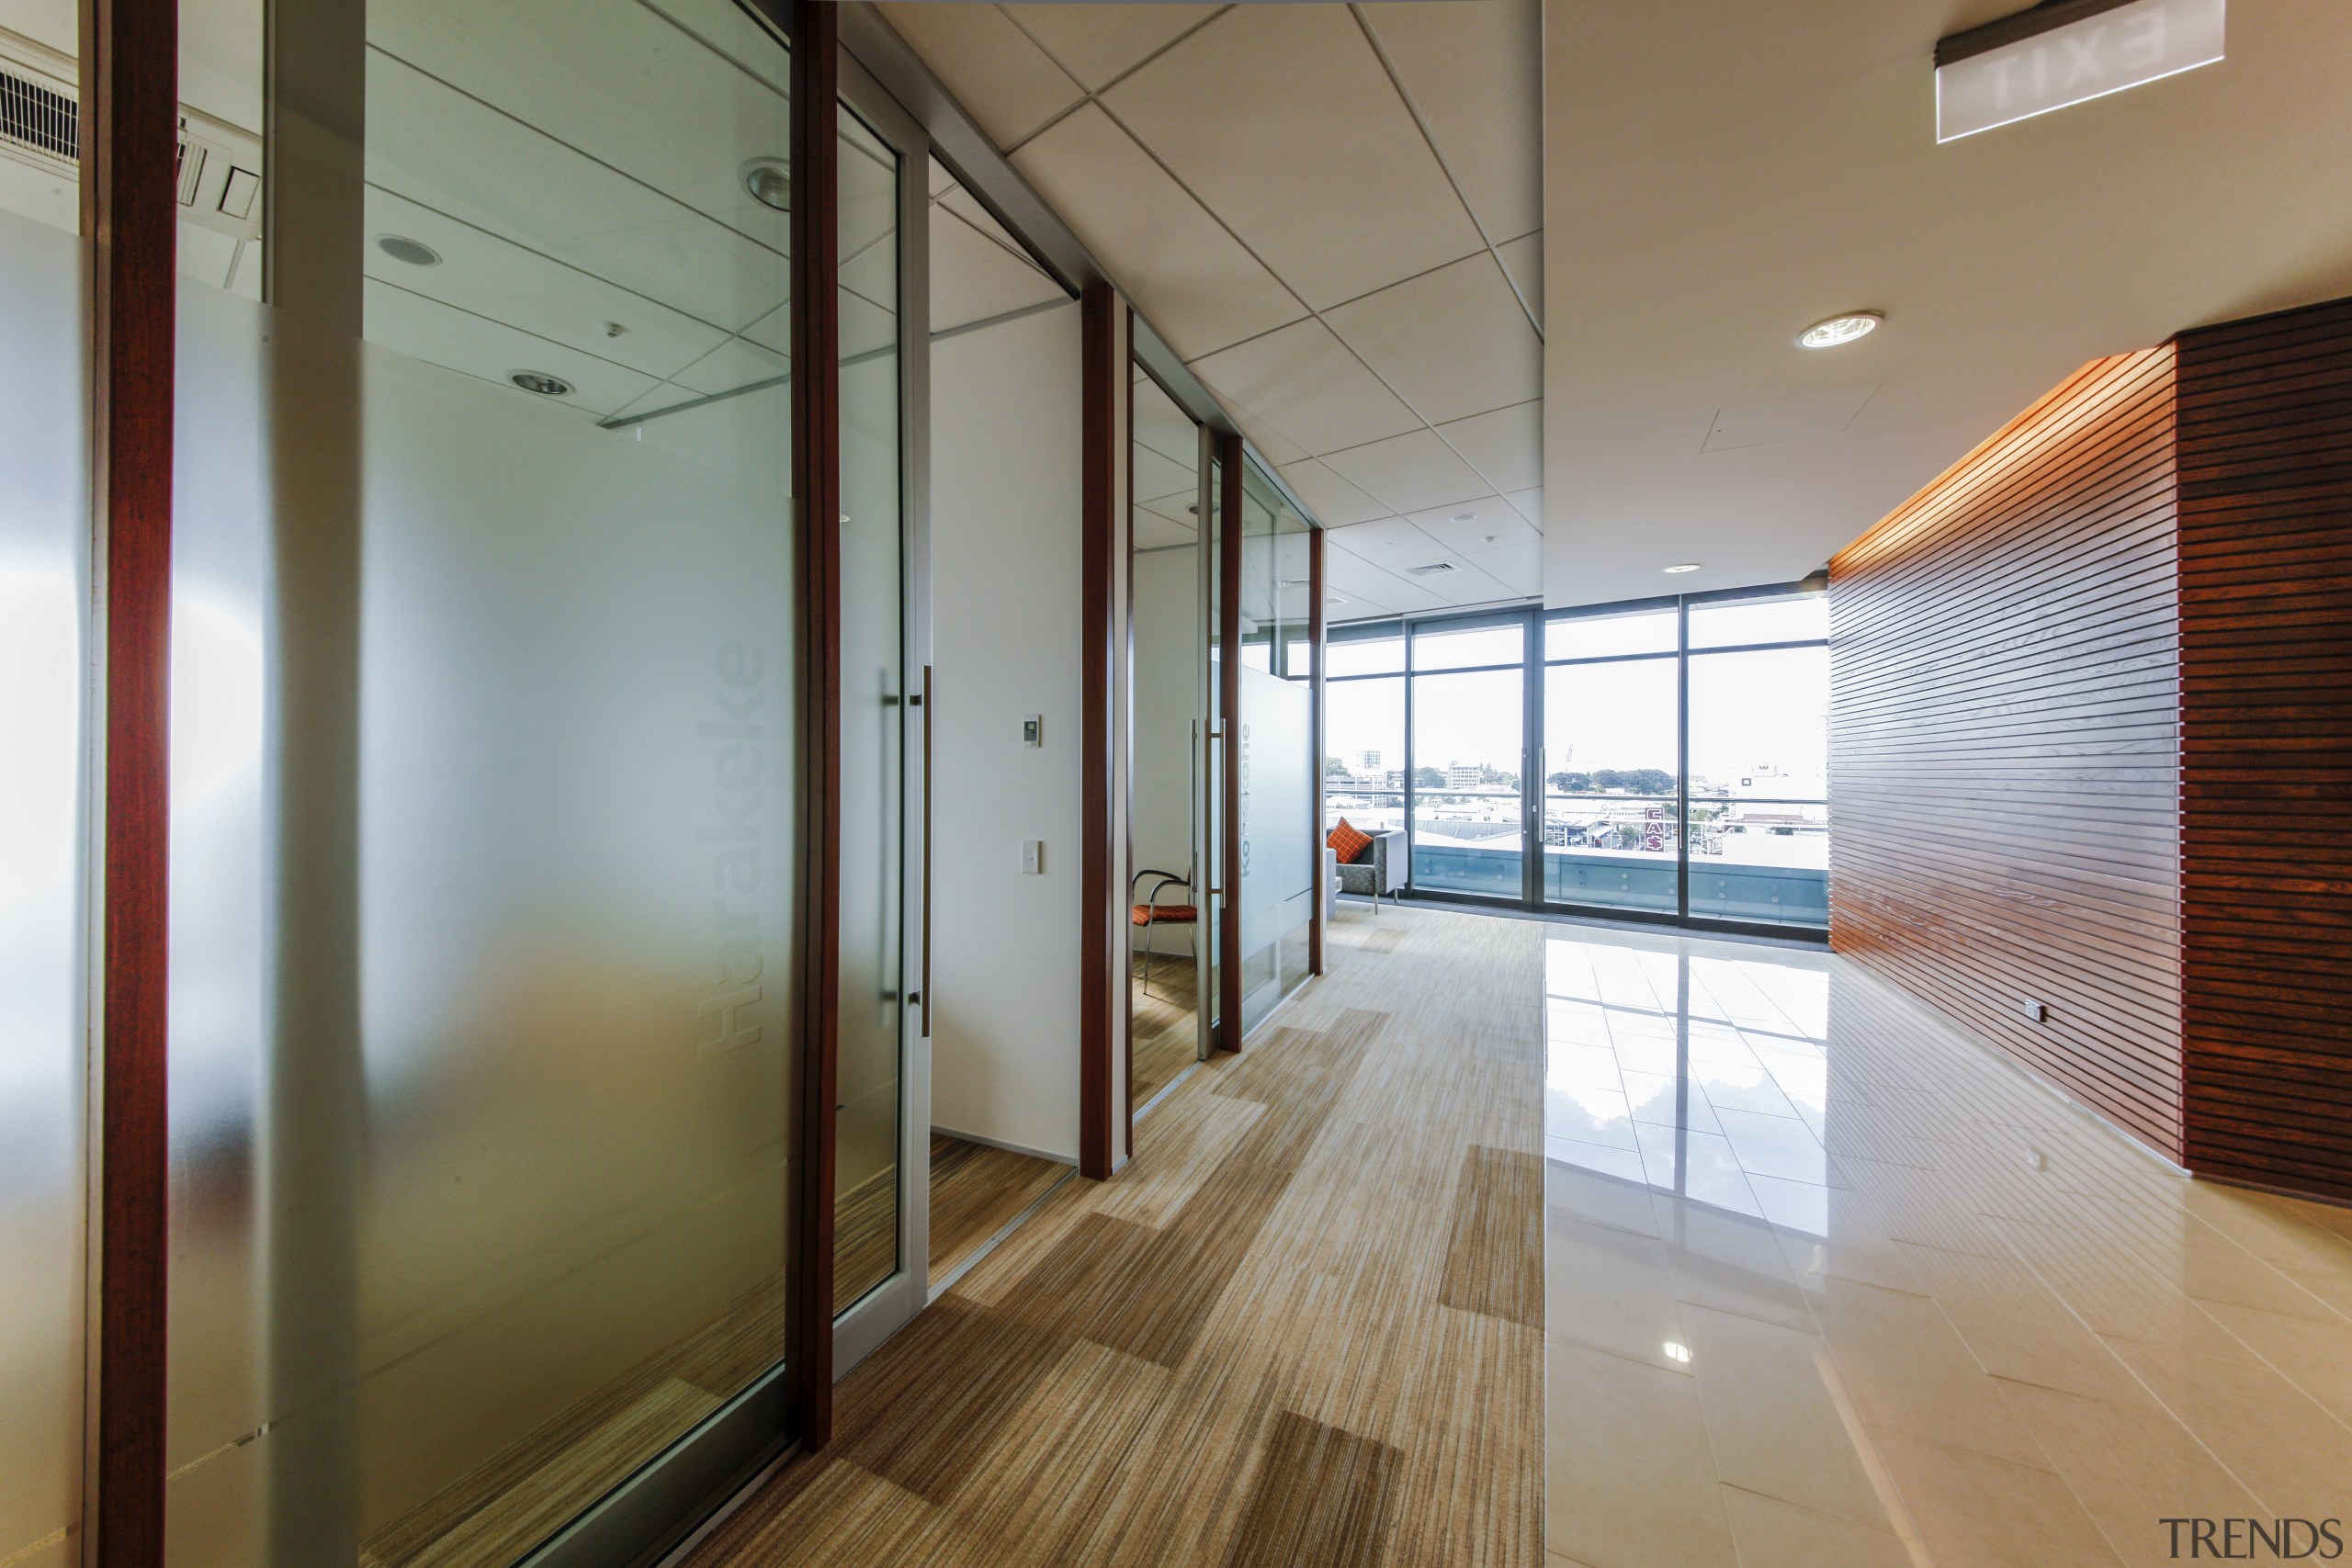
[
  {"xmin": 1405, "ymin": 561, "xmax": 1459, "ymax": 577},
  {"xmin": 0, "ymin": 64, "xmax": 78, "ymax": 164}
]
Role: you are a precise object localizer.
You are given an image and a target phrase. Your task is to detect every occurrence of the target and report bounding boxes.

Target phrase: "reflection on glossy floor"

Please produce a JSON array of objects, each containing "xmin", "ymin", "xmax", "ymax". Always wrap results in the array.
[
  {"xmin": 1132, "ymin": 951, "xmax": 1198, "ymax": 1112},
  {"xmin": 1544, "ymin": 924, "xmax": 2352, "ymax": 1568},
  {"xmin": 691, "ymin": 902, "xmax": 1541, "ymax": 1566},
  {"xmin": 929, "ymin": 1134, "xmax": 1069, "ymax": 1291}
]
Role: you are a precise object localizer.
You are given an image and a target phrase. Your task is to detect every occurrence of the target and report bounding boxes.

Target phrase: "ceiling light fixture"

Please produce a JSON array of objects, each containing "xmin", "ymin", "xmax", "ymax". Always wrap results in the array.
[
  {"xmin": 511, "ymin": 371, "xmax": 573, "ymax": 397},
  {"xmin": 1663, "ymin": 1341, "xmax": 1692, "ymax": 1364},
  {"xmin": 377, "ymin": 234, "xmax": 440, "ymax": 266},
  {"xmin": 1664, "ymin": 562, "xmax": 1701, "ymax": 574},
  {"xmin": 741, "ymin": 157, "xmax": 791, "ymax": 213},
  {"xmin": 1798, "ymin": 311, "xmax": 1882, "ymax": 349},
  {"xmin": 1450, "ymin": 511, "xmax": 1478, "ymax": 524}
]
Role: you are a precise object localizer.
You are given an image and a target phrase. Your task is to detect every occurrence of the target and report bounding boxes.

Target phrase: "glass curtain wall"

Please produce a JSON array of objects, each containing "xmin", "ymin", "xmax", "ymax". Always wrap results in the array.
[
  {"xmin": 1233, "ymin": 459, "xmax": 1315, "ymax": 1034},
  {"xmin": 1408, "ymin": 618, "xmax": 1526, "ymax": 897},
  {"xmin": 1323, "ymin": 625, "xmax": 1405, "ymax": 836},
  {"xmin": 1685, "ymin": 595, "xmax": 1830, "ymax": 927},
  {"xmin": 1323, "ymin": 581, "xmax": 1828, "ymax": 934},
  {"xmin": 153, "ymin": 0, "xmax": 819, "ymax": 1562},
  {"xmin": 1542, "ymin": 604, "xmax": 1681, "ymax": 913}
]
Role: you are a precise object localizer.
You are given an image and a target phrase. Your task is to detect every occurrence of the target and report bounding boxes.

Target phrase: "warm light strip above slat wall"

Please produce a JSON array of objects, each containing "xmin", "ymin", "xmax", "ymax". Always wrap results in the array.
[
  {"xmin": 1829, "ymin": 348, "xmax": 2185, "ymax": 1160},
  {"xmin": 2176, "ymin": 297, "xmax": 2352, "ymax": 1203}
]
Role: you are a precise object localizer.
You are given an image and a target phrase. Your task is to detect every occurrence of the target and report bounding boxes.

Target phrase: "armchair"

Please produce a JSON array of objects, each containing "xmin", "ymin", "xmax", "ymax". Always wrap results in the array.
[{"xmin": 1335, "ymin": 829, "xmax": 1406, "ymax": 904}]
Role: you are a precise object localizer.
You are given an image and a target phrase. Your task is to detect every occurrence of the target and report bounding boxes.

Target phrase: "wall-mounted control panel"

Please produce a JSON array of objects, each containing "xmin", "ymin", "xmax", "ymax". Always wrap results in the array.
[{"xmin": 1020, "ymin": 840, "xmax": 1044, "ymax": 875}]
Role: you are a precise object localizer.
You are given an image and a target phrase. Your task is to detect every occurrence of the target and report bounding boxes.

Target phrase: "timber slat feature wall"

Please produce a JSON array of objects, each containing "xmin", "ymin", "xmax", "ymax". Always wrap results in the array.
[
  {"xmin": 1829, "ymin": 349, "xmax": 2185, "ymax": 1159},
  {"xmin": 2177, "ymin": 298, "xmax": 2352, "ymax": 1202}
]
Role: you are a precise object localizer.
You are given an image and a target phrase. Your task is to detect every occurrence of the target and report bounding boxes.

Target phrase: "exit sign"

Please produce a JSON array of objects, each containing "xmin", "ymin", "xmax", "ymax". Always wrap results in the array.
[{"xmin": 1936, "ymin": 0, "xmax": 2225, "ymax": 143}]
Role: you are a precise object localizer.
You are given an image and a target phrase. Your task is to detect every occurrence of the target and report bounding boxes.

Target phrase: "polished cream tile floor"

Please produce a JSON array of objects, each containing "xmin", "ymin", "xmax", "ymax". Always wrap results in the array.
[{"xmin": 1544, "ymin": 923, "xmax": 2352, "ymax": 1568}]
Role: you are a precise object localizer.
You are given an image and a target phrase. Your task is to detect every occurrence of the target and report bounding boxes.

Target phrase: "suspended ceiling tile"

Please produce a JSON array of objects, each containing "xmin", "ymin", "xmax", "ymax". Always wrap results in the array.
[
  {"xmin": 1498, "ymin": 230, "xmax": 1543, "ymax": 330},
  {"xmin": 362, "ymin": 186, "xmax": 732, "ymax": 381},
  {"xmin": 938, "ymin": 183, "xmax": 1036, "ymax": 262},
  {"xmin": 1408, "ymin": 498, "xmax": 1538, "ymax": 557},
  {"xmin": 1102, "ymin": 4, "xmax": 1485, "ymax": 310},
  {"xmin": 1189, "ymin": 318, "xmax": 1419, "ymax": 458},
  {"xmin": 670, "ymin": 336, "xmax": 792, "ymax": 398},
  {"xmin": 1232, "ymin": 409, "xmax": 1309, "ymax": 469},
  {"xmin": 928, "ymin": 153, "xmax": 957, "ymax": 197},
  {"xmin": 1435, "ymin": 399, "xmax": 1543, "ymax": 495},
  {"xmin": 1430, "ymin": 558, "xmax": 1521, "ymax": 606},
  {"xmin": 1326, "ymin": 516, "xmax": 1450, "ymax": 571},
  {"xmin": 1357, "ymin": 0, "xmax": 1543, "ymax": 246},
  {"xmin": 1319, "ymin": 428, "xmax": 1489, "ymax": 515},
  {"xmin": 365, "ymin": 278, "xmax": 659, "ymax": 420},
  {"xmin": 1466, "ymin": 540, "xmax": 1543, "ymax": 597},
  {"xmin": 1275, "ymin": 459, "xmax": 1392, "ymax": 528},
  {"xmin": 874, "ymin": 3, "xmax": 1083, "ymax": 149},
  {"xmin": 1325, "ymin": 251, "xmax": 1540, "ymax": 426},
  {"xmin": 1133, "ymin": 371, "xmax": 1200, "ymax": 470},
  {"xmin": 932, "ymin": 197, "xmax": 1068, "ymax": 333},
  {"xmin": 1134, "ymin": 509, "xmax": 1197, "ymax": 550},
  {"xmin": 1012, "ymin": 103, "xmax": 1306, "ymax": 359},
  {"xmin": 1133, "ymin": 444, "xmax": 1198, "ymax": 508},
  {"xmin": 1506, "ymin": 487, "xmax": 1544, "ymax": 531},
  {"xmin": 1000, "ymin": 3, "xmax": 1216, "ymax": 94}
]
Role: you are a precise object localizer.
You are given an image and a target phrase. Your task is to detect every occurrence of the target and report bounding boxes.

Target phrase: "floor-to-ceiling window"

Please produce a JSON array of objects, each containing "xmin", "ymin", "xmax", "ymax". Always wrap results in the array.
[
  {"xmin": 1542, "ymin": 602, "xmax": 1682, "ymax": 914},
  {"xmin": 1408, "ymin": 616, "xmax": 1527, "ymax": 897},
  {"xmin": 1323, "ymin": 622, "xmax": 1405, "ymax": 836},
  {"xmin": 1323, "ymin": 580, "xmax": 1828, "ymax": 936},
  {"xmin": 1684, "ymin": 592, "xmax": 1830, "ymax": 928}
]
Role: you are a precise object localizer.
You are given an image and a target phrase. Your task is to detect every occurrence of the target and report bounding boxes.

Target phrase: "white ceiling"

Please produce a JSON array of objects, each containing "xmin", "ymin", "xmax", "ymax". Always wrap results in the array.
[
  {"xmin": 1544, "ymin": 0, "xmax": 2352, "ymax": 608},
  {"xmin": 875, "ymin": 0, "xmax": 1545, "ymax": 623}
]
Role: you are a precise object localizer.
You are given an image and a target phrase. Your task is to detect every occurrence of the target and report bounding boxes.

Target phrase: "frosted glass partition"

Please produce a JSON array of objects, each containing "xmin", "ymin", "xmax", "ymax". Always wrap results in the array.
[
  {"xmin": 0, "ymin": 206, "xmax": 88, "ymax": 1568},
  {"xmin": 1235, "ymin": 460, "xmax": 1314, "ymax": 1035},
  {"xmin": 161, "ymin": 0, "xmax": 809, "ymax": 1562}
]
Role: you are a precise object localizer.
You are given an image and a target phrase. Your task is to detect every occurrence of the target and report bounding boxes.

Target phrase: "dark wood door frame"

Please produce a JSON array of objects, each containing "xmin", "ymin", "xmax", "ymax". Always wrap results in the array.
[
  {"xmin": 787, "ymin": 0, "xmax": 842, "ymax": 1453},
  {"xmin": 1079, "ymin": 280, "xmax": 1120, "ymax": 1179},
  {"xmin": 1308, "ymin": 526, "xmax": 1327, "ymax": 976},
  {"xmin": 1216, "ymin": 434, "xmax": 1244, "ymax": 1050},
  {"xmin": 85, "ymin": 0, "xmax": 179, "ymax": 1557}
]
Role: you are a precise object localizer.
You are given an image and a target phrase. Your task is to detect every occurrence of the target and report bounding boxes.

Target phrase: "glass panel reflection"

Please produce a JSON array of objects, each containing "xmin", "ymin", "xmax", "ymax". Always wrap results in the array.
[
  {"xmin": 1235, "ymin": 461, "xmax": 1314, "ymax": 1033},
  {"xmin": 1543, "ymin": 930, "xmax": 1831, "ymax": 1234},
  {"xmin": 1687, "ymin": 644, "xmax": 1828, "ymax": 929},
  {"xmin": 1542, "ymin": 654, "xmax": 1679, "ymax": 913},
  {"xmin": 834, "ymin": 104, "xmax": 907, "ymax": 1314},
  {"xmin": 1410, "ymin": 665, "xmax": 1524, "ymax": 896}
]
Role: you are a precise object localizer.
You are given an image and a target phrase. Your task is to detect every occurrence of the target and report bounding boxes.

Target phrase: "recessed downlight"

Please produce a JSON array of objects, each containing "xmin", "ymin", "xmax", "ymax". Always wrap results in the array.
[
  {"xmin": 741, "ymin": 157, "xmax": 791, "ymax": 213},
  {"xmin": 1664, "ymin": 562, "xmax": 1701, "ymax": 574},
  {"xmin": 1798, "ymin": 311, "xmax": 1882, "ymax": 349},
  {"xmin": 1450, "ymin": 511, "xmax": 1479, "ymax": 524},
  {"xmin": 510, "ymin": 371, "xmax": 573, "ymax": 397},
  {"xmin": 377, "ymin": 234, "xmax": 441, "ymax": 267},
  {"xmin": 1664, "ymin": 1341, "xmax": 1692, "ymax": 1363}
]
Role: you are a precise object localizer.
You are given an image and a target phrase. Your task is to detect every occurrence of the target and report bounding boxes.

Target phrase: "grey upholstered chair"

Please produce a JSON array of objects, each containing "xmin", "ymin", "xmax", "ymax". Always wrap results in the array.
[{"xmin": 1335, "ymin": 829, "xmax": 1406, "ymax": 904}]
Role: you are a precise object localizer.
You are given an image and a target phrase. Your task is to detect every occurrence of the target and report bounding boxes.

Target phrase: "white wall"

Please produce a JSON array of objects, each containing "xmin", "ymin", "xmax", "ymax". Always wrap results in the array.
[
  {"xmin": 929, "ymin": 299, "xmax": 1084, "ymax": 1161},
  {"xmin": 1129, "ymin": 543, "xmax": 1198, "ymax": 887}
]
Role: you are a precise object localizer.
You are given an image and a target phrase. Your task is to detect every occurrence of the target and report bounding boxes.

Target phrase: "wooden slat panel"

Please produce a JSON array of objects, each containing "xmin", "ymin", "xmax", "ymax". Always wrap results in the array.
[
  {"xmin": 2177, "ymin": 295, "xmax": 2352, "ymax": 1203},
  {"xmin": 1829, "ymin": 348, "xmax": 2184, "ymax": 1161}
]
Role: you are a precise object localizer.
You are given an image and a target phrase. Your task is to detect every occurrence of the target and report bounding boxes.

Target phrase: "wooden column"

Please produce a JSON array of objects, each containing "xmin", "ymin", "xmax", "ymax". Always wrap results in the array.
[
  {"xmin": 84, "ymin": 0, "xmax": 177, "ymax": 1555},
  {"xmin": 1080, "ymin": 281, "xmax": 1118, "ymax": 1179},
  {"xmin": 788, "ymin": 0, "xmax": 841, "ymax": 1452},
  {"xmin": 1308, "ymin": 527, "xmax": 1327, "ymax": 976},
  {"xmin": 1217, "ymin": 435, "xmax": 1244, "ymax": 1049}
]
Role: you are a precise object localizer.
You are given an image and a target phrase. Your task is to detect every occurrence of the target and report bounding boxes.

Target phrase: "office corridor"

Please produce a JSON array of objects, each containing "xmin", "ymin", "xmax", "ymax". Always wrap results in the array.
[{"xmin": 689, "ymin": 903, "xmax": 1546, "ymax": 1566}]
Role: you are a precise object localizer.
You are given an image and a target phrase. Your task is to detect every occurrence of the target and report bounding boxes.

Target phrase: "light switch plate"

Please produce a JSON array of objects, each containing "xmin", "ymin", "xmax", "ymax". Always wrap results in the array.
[{"xmin": 1020, "ymin": 840, "xmax": 1044, "ymax": 875}]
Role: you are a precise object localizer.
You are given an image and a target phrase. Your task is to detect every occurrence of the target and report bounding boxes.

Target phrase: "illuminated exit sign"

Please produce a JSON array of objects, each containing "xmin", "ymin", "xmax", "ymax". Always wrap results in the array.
[{"xmin": 1936, "ymin": 0, "xmax": 2225, "ymax": 142}]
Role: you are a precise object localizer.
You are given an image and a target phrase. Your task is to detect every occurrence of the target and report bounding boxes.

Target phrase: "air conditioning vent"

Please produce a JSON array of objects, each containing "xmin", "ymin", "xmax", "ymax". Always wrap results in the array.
[
  {"xmin": 1405, "ymin": 560, "xmax": 1458, "ymax": 577},
  {"xmin": 0, "ymin": 64, "xmax": 77, "ymax": 164}
]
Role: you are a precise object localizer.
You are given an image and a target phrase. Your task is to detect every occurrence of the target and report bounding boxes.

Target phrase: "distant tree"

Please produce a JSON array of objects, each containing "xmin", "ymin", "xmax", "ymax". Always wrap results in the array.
[
  {"xmin": 1326, "ymin": 755, "xmax": 1352, "ymax": 777},
  {"xmin": 1412, "ymin": 765, "xmax": 1447, "ymax": 789},
  {"xmin": 1591, "ymin": 768, "xmax": 1626, "ymax": 792},
  {"xmin": 1550, "ymin": 770, "xmax": 1592, "ymax": 794},
  {"xmin": 1627, "ymin": 768, "xmax": 1675, "ymax": 795}
]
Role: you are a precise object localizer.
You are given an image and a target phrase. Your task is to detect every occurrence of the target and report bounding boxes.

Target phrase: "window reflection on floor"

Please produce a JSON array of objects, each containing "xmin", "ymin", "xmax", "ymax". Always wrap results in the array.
[{"xmin": 1544, "ymin": 931, "xmax": 1833, "ymax": 1235}]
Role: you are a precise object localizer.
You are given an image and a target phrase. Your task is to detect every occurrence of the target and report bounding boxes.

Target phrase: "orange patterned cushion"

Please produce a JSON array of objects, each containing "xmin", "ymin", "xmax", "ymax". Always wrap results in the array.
[
  {"xmin": 1327, "ymin": 818, "xmax": 1373, "ymax": 864},
  {"xmin": 1133, "ymin": 903, "xmax": 1196, "ymax": 926}
]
